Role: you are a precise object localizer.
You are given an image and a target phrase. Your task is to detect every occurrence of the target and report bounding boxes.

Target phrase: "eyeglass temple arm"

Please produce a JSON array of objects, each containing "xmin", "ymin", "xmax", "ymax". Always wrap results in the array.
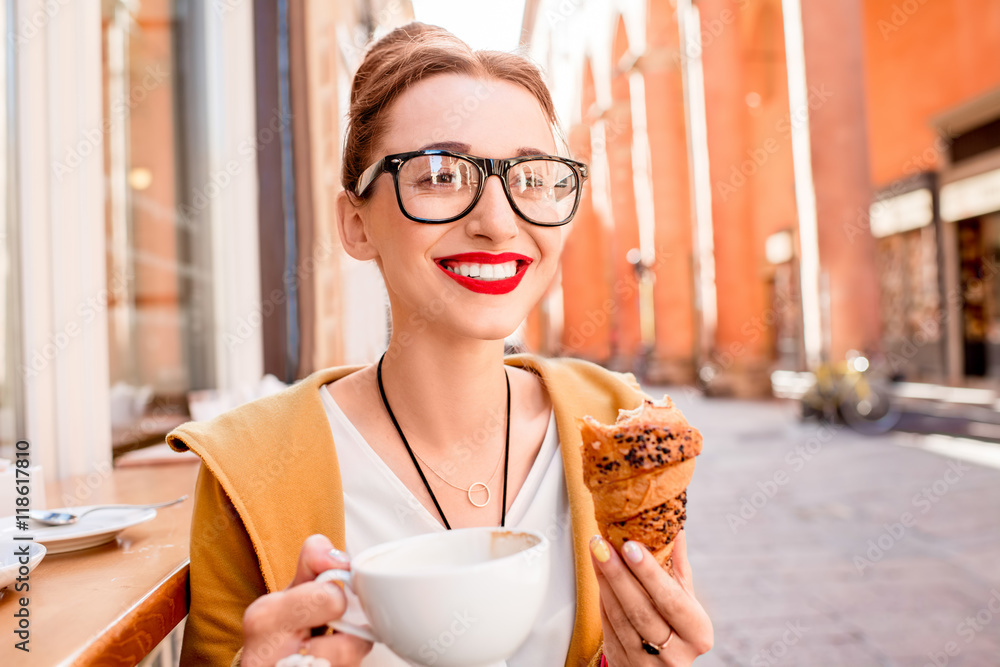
[{"xmin": 355, "ymin": 157, "xmax": 389, "ymax": 196}]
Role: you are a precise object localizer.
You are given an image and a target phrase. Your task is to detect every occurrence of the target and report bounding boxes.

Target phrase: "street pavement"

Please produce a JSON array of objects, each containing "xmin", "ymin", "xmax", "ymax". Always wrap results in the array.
[{"xmin": 645, "ymin": 385, "xmax": 1000, "ymax": 667}]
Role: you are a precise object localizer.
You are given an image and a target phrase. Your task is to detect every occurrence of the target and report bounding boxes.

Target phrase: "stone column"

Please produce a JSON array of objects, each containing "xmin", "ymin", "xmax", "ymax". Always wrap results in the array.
[
  {"xmin": 800, "ymin": 0, "xmax": 881, "ymax": 360},
  {"xmin": 643, "ymin": 0, "xmax": 697, "ymax": 384}
]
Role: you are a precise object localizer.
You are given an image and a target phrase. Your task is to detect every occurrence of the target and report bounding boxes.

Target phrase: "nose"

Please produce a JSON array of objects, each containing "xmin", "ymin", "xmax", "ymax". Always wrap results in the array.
[{"xmin": 463, "ymin": 176, "xmax": 519, "ymax": 243}]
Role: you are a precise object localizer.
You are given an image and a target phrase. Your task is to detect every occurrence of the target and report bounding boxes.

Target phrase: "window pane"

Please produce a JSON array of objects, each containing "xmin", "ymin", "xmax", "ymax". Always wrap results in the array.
[{"xmin": 102, "ymin": 0, "xmax": 205, "ymax": 446}]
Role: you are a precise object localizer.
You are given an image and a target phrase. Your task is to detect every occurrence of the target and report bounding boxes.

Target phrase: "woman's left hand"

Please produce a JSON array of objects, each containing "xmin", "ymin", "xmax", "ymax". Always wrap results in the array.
[{"xmin": 590, "ymin": 530, "xmax": 713, "ymax": 665}]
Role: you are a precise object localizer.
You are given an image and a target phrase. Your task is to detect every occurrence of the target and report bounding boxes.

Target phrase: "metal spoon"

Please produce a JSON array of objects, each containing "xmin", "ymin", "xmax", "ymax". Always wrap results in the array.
[{"xmin": 27, "ymin": 495, "xmax": 189, "ymax": 526}]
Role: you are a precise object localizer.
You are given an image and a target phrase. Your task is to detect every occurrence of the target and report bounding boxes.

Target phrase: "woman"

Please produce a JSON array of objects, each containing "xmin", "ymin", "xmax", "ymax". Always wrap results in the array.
[{"xmin": 168, "ymin": 22, "xmax": 713, "ymax": 667}]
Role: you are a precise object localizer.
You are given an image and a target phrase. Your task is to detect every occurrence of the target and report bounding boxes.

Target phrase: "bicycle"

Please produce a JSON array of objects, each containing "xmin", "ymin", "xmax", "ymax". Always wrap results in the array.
[{"xmin": 799, "ymin": 352, "xmax": 901, "ymax": 435}]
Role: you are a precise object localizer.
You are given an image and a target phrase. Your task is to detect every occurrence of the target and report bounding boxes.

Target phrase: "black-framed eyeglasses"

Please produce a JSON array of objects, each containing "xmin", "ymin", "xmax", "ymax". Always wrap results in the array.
[{"xmin": 354, "ymin": 149, "xmax": 590, "ymax": 227}]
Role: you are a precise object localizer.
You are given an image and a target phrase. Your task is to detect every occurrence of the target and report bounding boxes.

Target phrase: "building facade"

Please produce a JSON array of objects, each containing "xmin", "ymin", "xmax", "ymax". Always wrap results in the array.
[
  {"xmin": 523, "ymin": 0, "xmax": 999, "ymax": 394},
  {"xmin": 862, "ymin": 0, "xmax": 1000, "ymax": 385}
]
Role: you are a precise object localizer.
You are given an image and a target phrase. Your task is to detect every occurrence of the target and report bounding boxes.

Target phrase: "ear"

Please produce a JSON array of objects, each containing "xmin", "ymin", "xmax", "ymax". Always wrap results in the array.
[{"xmin": 335, "ymin": 189, "xmax": 379, "ymax": 262}]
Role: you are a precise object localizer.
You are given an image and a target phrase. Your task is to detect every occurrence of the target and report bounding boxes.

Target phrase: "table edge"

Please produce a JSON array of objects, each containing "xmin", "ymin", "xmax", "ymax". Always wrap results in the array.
[{"xmin": 64, "ymin": 559, "xmax": 190, "ymax": 667}]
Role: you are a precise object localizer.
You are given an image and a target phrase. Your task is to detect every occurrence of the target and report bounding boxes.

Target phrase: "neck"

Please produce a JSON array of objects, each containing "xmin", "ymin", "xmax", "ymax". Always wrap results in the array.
[{"xmin": 378, "ymin": 329, "xmax": 511, "ymax": 459}]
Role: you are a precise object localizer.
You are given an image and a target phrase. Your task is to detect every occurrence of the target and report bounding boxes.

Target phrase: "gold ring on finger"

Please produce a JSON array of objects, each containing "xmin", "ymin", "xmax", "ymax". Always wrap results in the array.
[{"xmin": 639, "ymin": 625, "xmax": 674, "ymax": 655}]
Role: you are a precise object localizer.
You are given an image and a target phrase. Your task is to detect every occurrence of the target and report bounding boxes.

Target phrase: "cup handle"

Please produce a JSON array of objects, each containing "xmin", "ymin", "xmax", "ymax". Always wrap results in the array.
[{"xmin": 315, "ymin": 569, "xmax": 379, "ymax": 644}]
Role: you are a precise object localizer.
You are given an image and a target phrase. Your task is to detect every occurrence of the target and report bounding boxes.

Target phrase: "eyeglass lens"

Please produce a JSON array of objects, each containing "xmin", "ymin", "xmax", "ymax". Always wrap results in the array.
[{"xmin": 396, "ymin": 154, "xmax": 579, "ymax": 224}]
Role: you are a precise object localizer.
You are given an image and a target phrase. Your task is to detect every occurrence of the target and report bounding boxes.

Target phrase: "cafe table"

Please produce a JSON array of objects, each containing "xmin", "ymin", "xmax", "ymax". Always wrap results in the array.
[{"xmin": 0, "ymin": 457, "xmax": 201, "ymax": 666}]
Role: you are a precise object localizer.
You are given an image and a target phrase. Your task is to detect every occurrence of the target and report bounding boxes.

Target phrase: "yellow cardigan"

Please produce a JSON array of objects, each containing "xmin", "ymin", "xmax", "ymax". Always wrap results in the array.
[{"xmin": 167, "ymin": 354, "xmax": 645, "ymax": 666}]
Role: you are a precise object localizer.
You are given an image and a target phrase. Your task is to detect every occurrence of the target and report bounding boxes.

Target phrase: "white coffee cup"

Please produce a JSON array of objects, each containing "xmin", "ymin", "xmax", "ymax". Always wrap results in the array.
[{"xmin": 317, "ymin": 527, "xmax": 550, "ymax": 667}]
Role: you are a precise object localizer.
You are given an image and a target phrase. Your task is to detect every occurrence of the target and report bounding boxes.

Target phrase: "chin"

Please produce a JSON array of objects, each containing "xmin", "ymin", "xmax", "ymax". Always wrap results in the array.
[{"xmin": 448, "ymin": 315, "xmax": 526, "ymax": 344}]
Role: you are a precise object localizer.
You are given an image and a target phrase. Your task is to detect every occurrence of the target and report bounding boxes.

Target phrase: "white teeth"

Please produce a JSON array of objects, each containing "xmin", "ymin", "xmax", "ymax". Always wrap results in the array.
[{"xmin": 444, "ymin": 261, "xmax": 518, "ymax": 281}]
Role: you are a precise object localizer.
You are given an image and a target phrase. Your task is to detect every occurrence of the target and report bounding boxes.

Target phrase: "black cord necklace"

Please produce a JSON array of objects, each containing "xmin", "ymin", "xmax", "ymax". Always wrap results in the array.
[{"xmin": 376, "ymin": 353, "xmax": 510, "ymax": 529}]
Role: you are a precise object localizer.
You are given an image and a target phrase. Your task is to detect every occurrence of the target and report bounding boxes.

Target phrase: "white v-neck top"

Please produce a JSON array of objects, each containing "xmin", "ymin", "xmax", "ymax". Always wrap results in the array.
[{"xmin": 319, "ymin": 386, "xmax": 576, "ymax": 667}]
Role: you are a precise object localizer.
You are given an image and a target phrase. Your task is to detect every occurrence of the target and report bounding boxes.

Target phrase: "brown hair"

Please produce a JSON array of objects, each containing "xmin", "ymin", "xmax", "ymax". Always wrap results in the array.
[{"xmin": 342, "ymin": 22, "xmax": 560, "ymax": 196}]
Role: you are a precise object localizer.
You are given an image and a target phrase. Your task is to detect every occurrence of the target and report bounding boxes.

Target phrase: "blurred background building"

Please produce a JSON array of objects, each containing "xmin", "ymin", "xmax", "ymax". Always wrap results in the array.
[
  {"xmin": 1, "ymin": 0, "xmax": 1000, "ymax": 480},
  {"xmin": 0, "ymin": 0, "xmax": 413, "ymax": 479},
  {"xmin": 522, "ymin": 0, "xmax": 1000, "ymax": 396}
]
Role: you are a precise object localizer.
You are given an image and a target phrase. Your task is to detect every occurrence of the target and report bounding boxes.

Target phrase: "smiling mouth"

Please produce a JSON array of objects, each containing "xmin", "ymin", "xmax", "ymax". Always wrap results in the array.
[{"xmin": 434, "ymin": 253, "xmax": 533, "ymax": 294}]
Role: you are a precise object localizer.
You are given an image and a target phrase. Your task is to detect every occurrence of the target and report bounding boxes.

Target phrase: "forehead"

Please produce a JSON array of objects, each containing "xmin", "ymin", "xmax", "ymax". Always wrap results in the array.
[{"xmin": 379, "ymin": 74, "xmax": 557, "ymax": 157}]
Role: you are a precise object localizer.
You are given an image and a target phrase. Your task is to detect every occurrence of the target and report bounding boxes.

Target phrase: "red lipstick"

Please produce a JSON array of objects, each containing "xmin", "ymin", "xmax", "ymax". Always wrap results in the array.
[{"xmin": 435, "ymin": 252, "xmax": 533, "ymax": 295}]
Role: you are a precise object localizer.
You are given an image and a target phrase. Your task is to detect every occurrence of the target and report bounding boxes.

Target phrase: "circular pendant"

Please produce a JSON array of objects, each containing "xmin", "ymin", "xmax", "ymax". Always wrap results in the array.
[{"xmin": 467, "ymin": 482, "xmax": 491, "ymax": 507}]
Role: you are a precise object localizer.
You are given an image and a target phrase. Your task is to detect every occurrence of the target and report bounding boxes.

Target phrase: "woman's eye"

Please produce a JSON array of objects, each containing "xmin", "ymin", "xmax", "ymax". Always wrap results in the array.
[{"xmin": 419, "ymin": 170, "xmax": 459, "ymax": 187}]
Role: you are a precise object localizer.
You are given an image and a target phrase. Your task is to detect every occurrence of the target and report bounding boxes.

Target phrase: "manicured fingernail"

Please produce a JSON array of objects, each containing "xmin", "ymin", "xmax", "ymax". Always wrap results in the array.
[
  {"xmin": 328, "ymin": 548, "xmax": 350, "ymax": 563},
  {"xmin": 623, "ymin": 541, "xmax": 644, "ymax": 564},
  {"xmin": 317, "ymin": 569, "xmax": 350, "ymax": 587},
  {"xmin": 590, "ymin": 535, "xmax": 610, "ymax": 563}
]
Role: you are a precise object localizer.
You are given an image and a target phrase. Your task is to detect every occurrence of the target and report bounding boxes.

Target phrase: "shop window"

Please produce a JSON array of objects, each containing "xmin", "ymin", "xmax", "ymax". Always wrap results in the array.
[
  {"xmin": 961, "ymin": 214, "xmax": 1000, "ymax": 379},
  {"xmin": 950, "ymin": 116, "xmax": 1000, "ymax": 165},
  {"xmin": 877, "ymin": 225, "xmax": 943, "ymax": 380}
]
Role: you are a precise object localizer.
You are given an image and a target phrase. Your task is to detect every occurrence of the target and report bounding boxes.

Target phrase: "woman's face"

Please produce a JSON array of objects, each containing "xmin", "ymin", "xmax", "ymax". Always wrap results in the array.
[{"xmin": 356, "ymin": 74, "xmax": 569, "ymax": 342}]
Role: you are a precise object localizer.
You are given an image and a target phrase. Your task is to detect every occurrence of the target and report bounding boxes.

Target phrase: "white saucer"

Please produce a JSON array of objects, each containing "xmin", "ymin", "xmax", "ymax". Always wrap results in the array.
[
  {"xmin": 0, "ymin": 541, "xmax": 46, "ymax": 589},
  {"xmin": 0, "ymin": 507, "xmax": 157, "ymax": 554}
]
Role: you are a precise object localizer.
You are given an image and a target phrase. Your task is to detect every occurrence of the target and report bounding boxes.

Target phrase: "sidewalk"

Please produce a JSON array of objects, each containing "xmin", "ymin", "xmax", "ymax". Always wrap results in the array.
[
  {"xmin": 649, "ymin": 386, "xmax": 1000, "ymax": 666},
  {"xmin": 771, "ymin": 370, "xmax": 1000, "ymax": 443}
]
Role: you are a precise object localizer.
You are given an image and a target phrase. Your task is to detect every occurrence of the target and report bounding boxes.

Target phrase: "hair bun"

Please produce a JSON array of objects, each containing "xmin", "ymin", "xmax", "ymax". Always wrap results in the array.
[{"xmin": 342, "ymin": 22, "xmax": 560, "ymax": 195}]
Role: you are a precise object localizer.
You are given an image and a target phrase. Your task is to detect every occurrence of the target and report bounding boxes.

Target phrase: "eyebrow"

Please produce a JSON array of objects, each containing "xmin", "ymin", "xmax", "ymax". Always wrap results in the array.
[
  {"xmin": 418, "ymin": 141, "xmax": 471, "ymax": 152},
  {"xmin": 416, "ymin": 142, "xmax": 550, "ymax": 158}
]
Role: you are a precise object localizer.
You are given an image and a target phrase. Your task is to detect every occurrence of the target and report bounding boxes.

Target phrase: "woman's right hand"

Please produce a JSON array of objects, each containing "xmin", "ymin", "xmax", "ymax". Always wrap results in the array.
[{"xmin": 241, "ymin": 534, "xmax": 374, "ymax": 667}]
